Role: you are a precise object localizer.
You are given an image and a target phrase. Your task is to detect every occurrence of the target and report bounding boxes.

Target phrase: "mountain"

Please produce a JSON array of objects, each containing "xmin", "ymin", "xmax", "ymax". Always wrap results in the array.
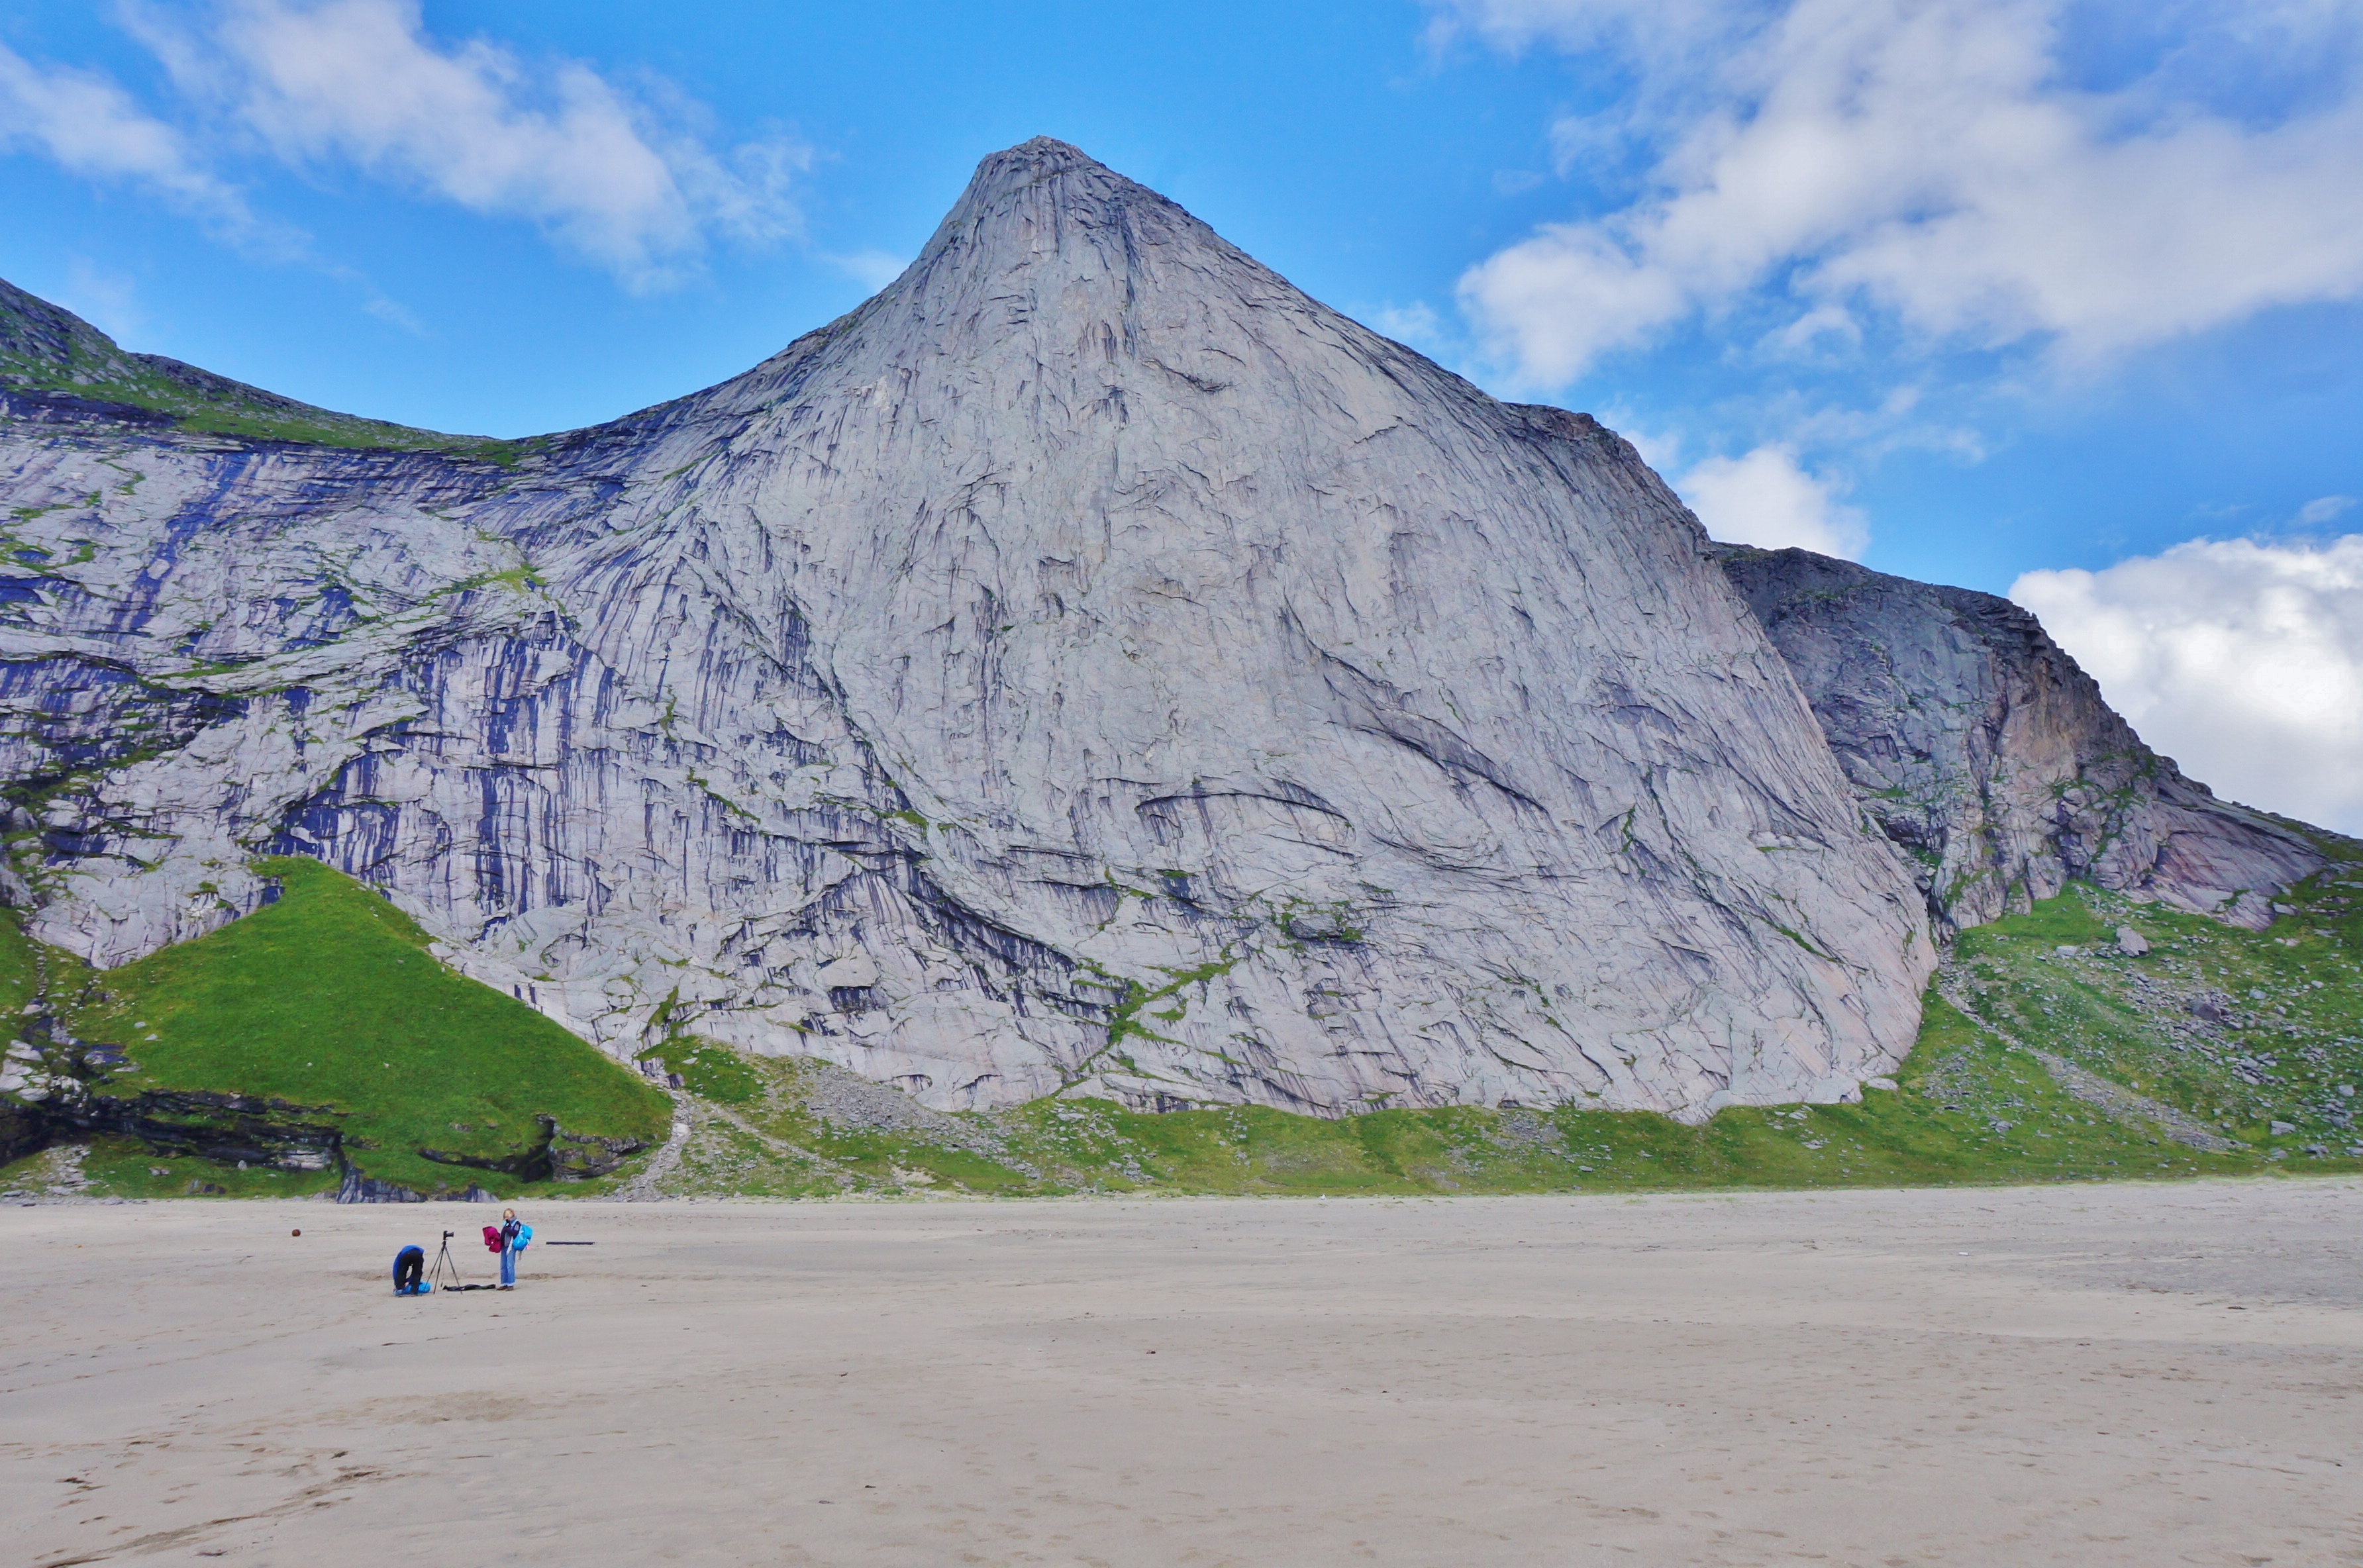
[
  {"xmin": 1715, "ymin": 546, "xmax": 2326, "ymax": 932},
  {"xmin": 0, "ymin": 138, "xmax": 2325, "ymax": 1132},
  {"xmin": 0, "ymin": 138, "xmax": 1944, "ymax": 1120}
]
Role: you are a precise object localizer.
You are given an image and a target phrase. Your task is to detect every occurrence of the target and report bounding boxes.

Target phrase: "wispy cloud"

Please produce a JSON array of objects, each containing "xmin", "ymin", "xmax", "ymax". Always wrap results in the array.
[
  {"xmin": 360, "ymin": 291, "xmax": 425, "ymax": 334},
  {"xmin": 58, "ymin": 259, "xmax": 144, "ymax": 340},
  {"xmin": 1370, "ymin": 300, "xmax": 1449, "ymax": 353},
  {"xmin": 822, "ymin": 249, "xmax": 910, "ymax": 293},
  {"xmin": 126, "ymin": 0, "xmax": 810, "ymax": 290},
  {"xmin": 0, "ymin": 38, "xmax": 266, "ymax": 241},
  {"xmin": 5, "ymin": 3, "xmax": 809, "ymax": 293},
  {"xmin": 1437, "ymin": 0, "xmax": 2363, "ymax": 388}
]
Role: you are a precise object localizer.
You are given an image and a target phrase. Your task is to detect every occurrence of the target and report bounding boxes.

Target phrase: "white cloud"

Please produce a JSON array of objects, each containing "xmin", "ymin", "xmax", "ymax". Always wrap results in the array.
[
  {"xmin": 0, "ymin": 39, "xmax": 259, "ymax": 236},
  {"xmin": 1607, "ymin": 418, "xmax": 1680, "ymax": 474},
  {"xmin": 2012, "ymin": 535, "xmax": 2363, "ymax": 834},
  {"xmin": 1444, "ymin": 0, "xmax": 2363, "ymax": 387},
  {"xmin": 1458, "ymin": 220, "xmax": 1689, "ymax": 384},
  {"xmin": 1371, "ymin": 300, "xmax": 1447, "ymax": 352},
  {"xmin": 1762, "ymin": 302, "xmax": 1860, "ymax": 360},
  {"xmin": 130, "ymin": 0, "xmax": 807, "ymax": 289},
  {"xmin": 1676, "ymin": 443, "xmax": 1867, "ymax": 558},
  {"xmin": 823, "ymin": 249, "xmax": 911, "ymax": 293},
  {"xmin": 1431, "ymin": 0, "xmax": 1755, "ymax": 70},
  {"xmin": 58, "ymin": 260, "xmax": 143, "ymax": 340},
  {"xmin": 2299, "ymin": 495, "xmax": 2357, "ymax": 526},
  {"xmin": 360, "ymin": 292, "xmax": 424, "ymax": 334}
]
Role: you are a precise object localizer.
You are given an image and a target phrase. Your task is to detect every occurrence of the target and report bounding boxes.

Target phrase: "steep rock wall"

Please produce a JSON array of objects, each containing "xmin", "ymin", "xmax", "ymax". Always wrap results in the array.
[
  {"xmin": 1713, "ymin": 544, "xmax": 2325, "ymax": 930},
  {"xmin": 0, "ymin": 140, "xmax": 1936, "ymax": 1118}
]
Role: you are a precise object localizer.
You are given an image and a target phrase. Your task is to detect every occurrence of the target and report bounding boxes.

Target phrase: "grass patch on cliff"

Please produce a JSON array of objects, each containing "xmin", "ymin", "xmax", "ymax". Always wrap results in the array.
[
  {"xmin": 0, "ymin": 906, "xmax": 38, "ymax": 1019},
  {"xmin": 638, "ymin": 1036, "xmax": 764, "ymax": 1104},
  {"xmin": 3, "ymin": 277, "xmax": 522, "ymax": 465},
  {"xmin": 1, "ymin": 336, "xmax": 525, "ymax": 464},
  {"xmin": 58, "ymin": 858, "xmax": 668, "ymax": 1196}
]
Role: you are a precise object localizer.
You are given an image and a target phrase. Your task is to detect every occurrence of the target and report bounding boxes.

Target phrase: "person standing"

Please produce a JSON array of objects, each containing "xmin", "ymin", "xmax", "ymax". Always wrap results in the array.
[{"xmin": 497, "ymin": 1207, "xmax": 529, "ymax": 1288}]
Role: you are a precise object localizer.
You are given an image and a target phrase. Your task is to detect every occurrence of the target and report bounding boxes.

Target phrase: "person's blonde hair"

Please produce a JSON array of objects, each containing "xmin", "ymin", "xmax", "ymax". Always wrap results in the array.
[{"xmin": 502, "ymin": 1207, "xmax": 516, "ymax": 1219}]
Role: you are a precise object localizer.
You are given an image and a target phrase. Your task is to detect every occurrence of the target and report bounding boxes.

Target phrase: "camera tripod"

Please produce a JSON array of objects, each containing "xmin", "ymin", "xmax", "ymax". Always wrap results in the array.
[{"xmin": 428, "ymin": 1229, "xmax": 467, "ymax": 1291}]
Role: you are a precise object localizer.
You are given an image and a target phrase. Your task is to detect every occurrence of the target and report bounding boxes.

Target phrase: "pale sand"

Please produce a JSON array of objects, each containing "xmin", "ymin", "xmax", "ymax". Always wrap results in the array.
[{"xmin": 3, "ymin": 1183, "xmax": 2359, "ymax": 1567}]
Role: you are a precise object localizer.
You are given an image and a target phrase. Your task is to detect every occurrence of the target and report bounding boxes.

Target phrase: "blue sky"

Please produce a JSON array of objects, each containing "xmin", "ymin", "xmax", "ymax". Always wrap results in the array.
[{"xmin": 5, "ymin": 1, "xmax": 2363, "ymax": 826}]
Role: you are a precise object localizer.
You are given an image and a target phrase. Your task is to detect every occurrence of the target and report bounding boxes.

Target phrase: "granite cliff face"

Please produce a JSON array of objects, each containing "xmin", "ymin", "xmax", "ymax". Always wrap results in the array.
[
  {"xmin": 1714, "ymin": 545, "xmax": 2325, "ymax": 932},
  {"xmin": 0, "ymin": 139, "xmax": 1940, "ymax": 1118}
]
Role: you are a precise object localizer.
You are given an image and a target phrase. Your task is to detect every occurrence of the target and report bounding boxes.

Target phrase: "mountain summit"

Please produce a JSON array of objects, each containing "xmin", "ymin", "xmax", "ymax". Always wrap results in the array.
[{"xmin": 0, "ymin": 140, "xmax": 2312, "ymax": 1118}]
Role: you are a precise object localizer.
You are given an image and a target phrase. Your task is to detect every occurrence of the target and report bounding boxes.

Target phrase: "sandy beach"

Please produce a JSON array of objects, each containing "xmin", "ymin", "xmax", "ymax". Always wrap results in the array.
[{"xmin": 3, "ymin": 1181, "xmax": 2358, "ymax": 1567}]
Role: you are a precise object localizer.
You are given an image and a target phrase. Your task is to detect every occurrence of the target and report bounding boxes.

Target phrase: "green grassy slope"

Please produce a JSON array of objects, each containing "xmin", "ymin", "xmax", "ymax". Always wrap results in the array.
[
  {"xmin": 1940, "ymin": 877, "xmax": 2363, "ymax": 1155},
  {"xmin": 0, "ymin": 906, "xmax": 38, "ymax": 1018},
  {"xmin": 0, "ymin": 276, "xmax": 523, "ymax": 462},
  {"xmin": 23, "ymin": 858, "xmax": 668, "ymax": 1197},
  {"xmin": 638, "ymin": 875, "xmax": 2363, "ymax": 1199},
  {"xmin": 9, "ymin": 856, "xmax": 2360, "ymax": 1201}
]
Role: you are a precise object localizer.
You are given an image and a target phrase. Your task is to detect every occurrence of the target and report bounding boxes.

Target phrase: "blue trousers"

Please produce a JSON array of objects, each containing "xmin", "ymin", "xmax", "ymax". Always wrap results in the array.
[{"xmin": 499, "ymin": 1246, "xmax": 518, "ymax": 1286}]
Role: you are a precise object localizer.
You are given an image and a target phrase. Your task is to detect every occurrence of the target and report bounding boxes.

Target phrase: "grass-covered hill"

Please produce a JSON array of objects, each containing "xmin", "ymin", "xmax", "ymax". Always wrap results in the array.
[
  {"xmin": 5, "ymin": 853, "xmax": 2361, "ymax": 1202},
  {"xmin": 624, "ymin": 867, "xmax": 2363, "ymax": 1199},
  {"xmin": 0, "ymin": 858, "xmax": 669, "ymax": 1200},
  {"xmin": 0, "ymin": 275, "xmax": 522, "ymax": 462}
]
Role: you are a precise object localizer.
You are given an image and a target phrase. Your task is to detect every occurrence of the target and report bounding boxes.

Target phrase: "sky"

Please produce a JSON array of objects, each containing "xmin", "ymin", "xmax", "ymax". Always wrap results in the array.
[{"xmin": 3, "ymin": 1, "xmax": 2361, "ymax": 829}]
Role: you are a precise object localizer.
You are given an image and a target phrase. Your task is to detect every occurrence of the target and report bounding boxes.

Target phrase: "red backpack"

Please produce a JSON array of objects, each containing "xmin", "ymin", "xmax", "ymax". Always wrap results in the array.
[{"xmin": 482, "ymin": 1224, "xmax": 502, "ymax": 1254}]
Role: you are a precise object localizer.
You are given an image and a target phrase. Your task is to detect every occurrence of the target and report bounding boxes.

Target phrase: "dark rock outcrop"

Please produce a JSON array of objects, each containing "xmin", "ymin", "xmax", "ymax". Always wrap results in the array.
[
  {"xmin": 70, "ymin": 1088, "xmax": 342, "ymax": 1168},
  {"xmin": 1713, "ymin": 545, "xmax": 2326, "ymax": 930},
  {"xmin": 5, "ymin": 1079, "xmax": 348, "ymax": 1172},
  {"xmin": 336, "ymin": 1167, "xmax": 419, "ymax": 1202},
  {"xmin": 542, "ymin": 1122, "xmax": 647, "ymax": 1180},
  {"xmin": 417, "ymin": 1114, "xmax": 646, "ymax": 1183}
]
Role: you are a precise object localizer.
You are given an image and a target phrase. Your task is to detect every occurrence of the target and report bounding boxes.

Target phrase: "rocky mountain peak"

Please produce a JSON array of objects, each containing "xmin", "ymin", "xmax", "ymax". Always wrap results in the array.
[
  {"xmin": 3, "ymin": 141, "xmax": 1951, "ymax": 1120},
  {"xmin": 928, "ymin": 135, "xmax": 1185, "ymax": 244},
  {"xmin": 965, "ymin": 133, "xmax": 1115, "ymax": 189}
]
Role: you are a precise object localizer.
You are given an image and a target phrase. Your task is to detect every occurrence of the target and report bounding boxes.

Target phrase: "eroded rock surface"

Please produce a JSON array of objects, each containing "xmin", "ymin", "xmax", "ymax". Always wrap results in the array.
[
  {"xmin": 1714, "ymin": 545, "xmax": 2325, "ymax": 931},
  {"xmin": 0, "ymin": 139, "xmax": 1936, "ymax": 1118}
]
